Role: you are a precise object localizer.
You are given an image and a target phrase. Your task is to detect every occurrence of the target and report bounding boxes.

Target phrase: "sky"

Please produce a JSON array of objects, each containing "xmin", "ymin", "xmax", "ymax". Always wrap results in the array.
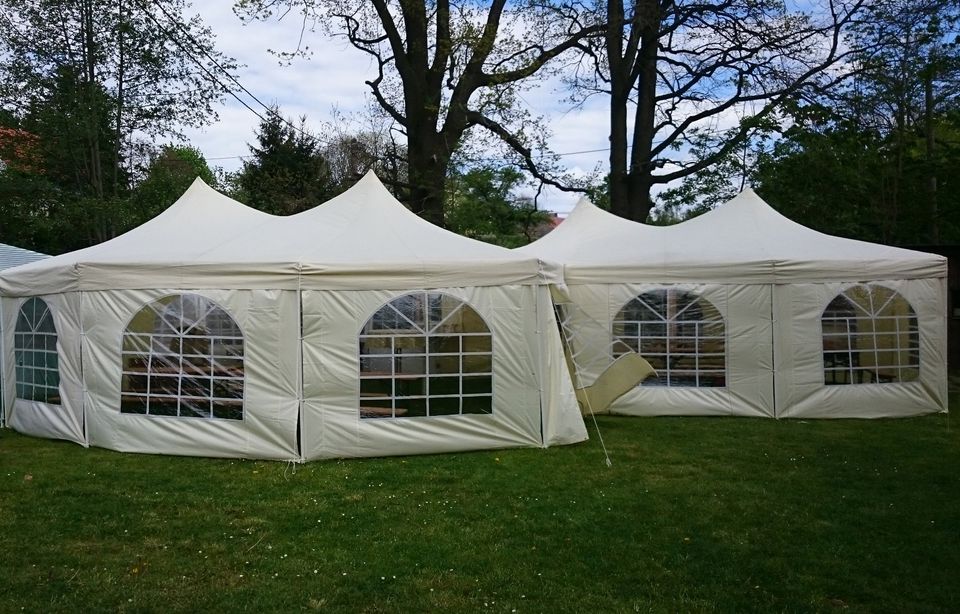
[{"xmin": 179, "ymin": 4, "xmax": 613, "ymax": 215}]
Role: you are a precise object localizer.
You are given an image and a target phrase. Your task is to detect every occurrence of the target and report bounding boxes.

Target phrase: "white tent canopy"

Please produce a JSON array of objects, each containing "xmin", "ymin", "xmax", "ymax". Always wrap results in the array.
[
  {"xmin": 521, "ymin": 189, "xmax": 947, "ymax": 418},
  {"xmin": 0, "ymin": 172, "xmax": 586, "ymax": 460},
  {"xmin": 524, "ymin": 190, "xmax": 944, "ymax": 284}
]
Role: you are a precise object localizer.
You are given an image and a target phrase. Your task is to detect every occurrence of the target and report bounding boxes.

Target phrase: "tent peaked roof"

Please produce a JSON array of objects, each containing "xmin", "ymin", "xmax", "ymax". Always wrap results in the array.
[
  {"xmin": 100, "ymin": 177, "xmax": 275, "ymax": 257},
  {"xmin": 673, "ymin": 188, "xmax": 946, "ymax": 282},
  {"xmin": 0, "ymin": 172, "xmax": 558, "ymax": 295},
  {"xmin": 518, "ymin": 196, "xmax": 663, "ymax": 260},
  {"xmin": 0, "ymin": 177, "xmax": 276, "ymax": 295},
  {"xmin": 519, "ymin": 188, "xmax": 945, "ymax": 284},
  {"xmin": 212, "ymin": 170, "xmax": 554, "ymax": 289}
]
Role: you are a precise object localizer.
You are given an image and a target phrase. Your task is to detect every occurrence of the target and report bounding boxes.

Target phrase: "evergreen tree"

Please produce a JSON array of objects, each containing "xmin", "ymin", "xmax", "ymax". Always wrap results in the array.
[{"xmin": 232, "ymin": 110, "xmax": 334, "ymax": 216}]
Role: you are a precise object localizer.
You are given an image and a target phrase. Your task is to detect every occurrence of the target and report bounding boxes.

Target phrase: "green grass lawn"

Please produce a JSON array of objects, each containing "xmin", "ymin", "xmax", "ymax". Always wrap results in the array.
[{"xmin": 1, "ymin": 414, "xmax": 959, "ymax": 613}]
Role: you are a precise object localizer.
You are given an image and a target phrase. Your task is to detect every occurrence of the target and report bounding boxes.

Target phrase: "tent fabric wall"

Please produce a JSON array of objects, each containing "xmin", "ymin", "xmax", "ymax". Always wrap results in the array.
[
  {"xmin": 300, "ymin": 285, "xmax": 584, "ymax": 460},
  {"xmin": 0, "ymin": 172, "xmax": 588, "ymax": 460},
  {"xmin": 773, "ymin": 278, "xmax": 947, "ymax": 418},
  {"xmin": 2, "ymin": 293, "xmax": 85, "ymax": 444},
  {"xmin": 521, "ymin": 191, "xmax": 947, "ymax": 419},
  {"xmin": 81, "ymin": 288, "xmax": 300, "ymax": 460},
  {"xmin": 559, "ymin": 282, "xmax": 775, "ymax": 417}
]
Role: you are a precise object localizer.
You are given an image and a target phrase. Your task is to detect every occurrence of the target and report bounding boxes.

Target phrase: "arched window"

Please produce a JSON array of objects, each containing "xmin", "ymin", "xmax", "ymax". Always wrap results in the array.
[
  {"xmin": 821, "ymin": 284, "xmax": 919, "ymax": 385},
  {"xmin": 612, "ymin": 289, "xmax": 726, "ymax": 387},
  {"xmin": 14, "ymin": 297, "xmax": 60, "ymax": 404},
  {"xmin": 358, "ymin": 292, "xmax": 493, "ymax": 419},
  {"xmin": 121, "ymin": 294, "xmax": 244, "ymax": 419}
]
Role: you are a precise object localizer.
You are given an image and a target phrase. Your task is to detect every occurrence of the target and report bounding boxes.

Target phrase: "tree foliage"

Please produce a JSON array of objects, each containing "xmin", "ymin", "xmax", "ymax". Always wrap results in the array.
[
  {"xmin": 444, "ymin": 166, "xmax": 551, "ymax": 247},
  {"xmin": 228, "ymin": 109, "xmax": 335, "ymax": 215},
  {"xmin": 572, "ymin": 0, "xmax": 869, "ymax": 222},
  {"xmin": 133, "ymin": 145, "xmax": 217, "ymax": 219},
  {"xmin": 235, "ymin": 0, "xmax": 602, "ymax": 226},
  {"xmin": 753, "ymin": 0, "xmax": 960, "ymax": 245},
  {"xmin": 0, "ymin": 0, "xmax": 234, "ymax": 253},
  {"xmin": 0, "ymin": 0, "xmax": 234, "ymax": 198}
]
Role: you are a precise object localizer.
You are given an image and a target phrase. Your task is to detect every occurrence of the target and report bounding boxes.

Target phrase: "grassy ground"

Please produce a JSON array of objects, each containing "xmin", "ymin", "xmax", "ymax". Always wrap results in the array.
[{"xmin": 1, "ymin": 414, "xmax": 958, "ymax": 613}]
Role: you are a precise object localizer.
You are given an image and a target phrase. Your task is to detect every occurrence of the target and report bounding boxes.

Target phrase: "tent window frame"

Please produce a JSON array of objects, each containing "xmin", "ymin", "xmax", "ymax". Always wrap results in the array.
[
  {"xmin": 120, "ymin": 293, "xmax": 246, "ymax": 421},
  {"xmin": 821, "ymin": 284, "xmax": 920, "ymax": 385},
  {"xmin": 357, "ymin": 291, "xmax": 494, "ymax": 419},
  {"xmin": 612, "ymin": 288, "xmax": 727, "ymax": 388},
  {"xmin": 14, "ymin": 297, "xmax": 61, "ymax": 405}
]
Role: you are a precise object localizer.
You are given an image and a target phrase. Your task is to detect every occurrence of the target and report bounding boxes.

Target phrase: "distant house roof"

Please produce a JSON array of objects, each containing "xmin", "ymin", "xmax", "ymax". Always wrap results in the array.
[{"xmin": 0, "ymin": 243, "xmax": 48, "ymax": 271}]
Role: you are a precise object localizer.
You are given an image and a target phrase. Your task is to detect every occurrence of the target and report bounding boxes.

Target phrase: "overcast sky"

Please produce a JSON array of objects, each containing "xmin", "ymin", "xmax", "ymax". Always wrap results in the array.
[{"xmin": 178, "ymin": 4, "xmax": 613, "ymax": 215}]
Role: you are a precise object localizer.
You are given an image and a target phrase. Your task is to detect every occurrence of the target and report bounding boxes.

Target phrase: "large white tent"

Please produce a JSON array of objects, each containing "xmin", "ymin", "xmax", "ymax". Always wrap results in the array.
[
  {"xmin": 0, "ymin": 172, "xmax": 587, "ymax": 460},
  {"xmin": 520, "ymin": 189, "xmax": 947, "ymax": 418}
]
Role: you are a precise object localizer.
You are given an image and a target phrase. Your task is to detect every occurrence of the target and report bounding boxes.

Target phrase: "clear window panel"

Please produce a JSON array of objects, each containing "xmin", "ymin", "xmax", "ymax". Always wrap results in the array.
[
  {"xmin": 461, "ymin": 396, "xmax": 493, "ymax": 415},
  {"xmin": 403, "ymin": 398, "xmax": 428, "ymax": 418},
  {"xmin": 462, "ymin": 354, "xmax": 492, "ymax": 374},
  {"xmin": 428, "ymin": 376, "xmax": 460, "ymax": 396},
  {"xmin": 430, "ymin": 396, "xmax": 460, "ymax": 416},
  {"xmin": 462, "ymin": 335, "xmax": 493, "ymax": 354},
  {"xmin": 428, "ymin": 336, "xmax": 460, "ymax": 353},
  {"xmin": 358, "ymin": 292, "xmax": 494, "ymax": 419},
  {"xmin": 462, "ymin": 375, "xmax": 492, "ymax": 395},
  {"xmin": 359, "ymin": 399, "xmax": 394, "ymax": 419},
  {"xmin": 613, "ymin": 289, "xmax": 726, "ymax": 388},
  {"xmin": 121, "ymin": 294, "xmax": 244, "ymax": 420},
  {"xmin": 14, "ymin": 299, "xmax": 63, "ymax": 407},
  {"xmin": 821, "ymin": 285, "xmax": 919, "ymax": 386},
  {"xmin": 429, "ymin": 355, "xmax": 461, "ymax": 375}
]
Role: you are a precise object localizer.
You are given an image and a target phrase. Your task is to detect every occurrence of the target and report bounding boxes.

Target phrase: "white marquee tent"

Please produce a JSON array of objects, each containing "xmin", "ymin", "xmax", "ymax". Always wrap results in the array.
[
  {"xmin": 520, "ymin": 189, "xmax": 947, "ymax": 418},
  {"xmin": 0, "ymin": 171, "xmax": 587, "ymax": 460}
]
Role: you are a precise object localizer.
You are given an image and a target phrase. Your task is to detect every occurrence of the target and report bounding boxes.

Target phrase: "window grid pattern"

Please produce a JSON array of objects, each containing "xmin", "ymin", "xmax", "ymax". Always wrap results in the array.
[
  {"xmin": 822, "ymin": 285, "xmax": 920, "ymax": 385},
  {"xmin": 121, "ymin": 294, "xmax": 244, "ymax": 420},
  {"xmin": 14, "ymin": 297, "xmax": 60, "ymax": 404},
  {"xmin": 359, "ymin": 292, "xmax": 493, "ymax": 419},
  {"xmin": 612, "ymin": 289, "xmax": 726, "ymax": 388}
]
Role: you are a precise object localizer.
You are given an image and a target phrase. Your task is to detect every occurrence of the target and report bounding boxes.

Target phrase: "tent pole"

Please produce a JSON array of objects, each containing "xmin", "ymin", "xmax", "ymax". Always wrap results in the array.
[
  {"xmin": 0, "ymin": 296, "xmax": 5, "ymax": 428},
  {"xmin": 770, "ymin": 283, "xmax": 778, "ymax": 419},
  {"xmin": 296, "ymin": 266, "xmax": 305, "ymax": 463}
]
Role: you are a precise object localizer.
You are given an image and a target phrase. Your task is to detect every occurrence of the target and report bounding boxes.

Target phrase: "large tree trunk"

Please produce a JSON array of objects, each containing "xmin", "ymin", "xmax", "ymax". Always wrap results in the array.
[
  {"xmin": 608, "ymin": 0, "xmax": 659, "ymax": 223},
  {"xmin": 406, "ymin": 130, "xmax": 449, "ymax": 228},
  {"xmin": 924, "ymin": 66, "xmax": 939, "ymax": 243}
]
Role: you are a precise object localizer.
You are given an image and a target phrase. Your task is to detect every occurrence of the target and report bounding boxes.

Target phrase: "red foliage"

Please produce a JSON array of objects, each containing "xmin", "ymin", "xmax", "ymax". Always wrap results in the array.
[{"xmin": 0, "ymin": 127, "xmax": 43, "ymax": 174}]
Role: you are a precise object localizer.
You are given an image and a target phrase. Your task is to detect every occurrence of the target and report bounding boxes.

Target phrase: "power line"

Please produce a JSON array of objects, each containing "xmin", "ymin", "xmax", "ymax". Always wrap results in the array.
[
  {"xmin": 133, "ymin": 1, "xmax": 272, "ymax": 126},
  {"xmin": 138, "ymin": 0, "xmax": 333, "ymax": 149}
]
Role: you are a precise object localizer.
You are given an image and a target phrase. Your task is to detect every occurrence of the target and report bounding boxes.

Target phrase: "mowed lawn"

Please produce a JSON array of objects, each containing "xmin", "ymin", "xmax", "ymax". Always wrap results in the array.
[{"xmin": 1, "ymin": 413, "xmax": 959, "ymax": 613}]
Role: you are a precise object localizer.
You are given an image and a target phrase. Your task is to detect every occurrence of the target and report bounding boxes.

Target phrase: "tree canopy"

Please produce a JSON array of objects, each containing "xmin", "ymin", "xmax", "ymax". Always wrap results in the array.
[
  {"xmin": 227, "ymin": 109, "xmax": 336, "ymax": 215},
  {"xmin": 235, "ymin": 0, "xmax": 602, "ymax": 226},
  {"xmin": 0, "ymin": 0, "xmax": 234, "ymax": 253}
]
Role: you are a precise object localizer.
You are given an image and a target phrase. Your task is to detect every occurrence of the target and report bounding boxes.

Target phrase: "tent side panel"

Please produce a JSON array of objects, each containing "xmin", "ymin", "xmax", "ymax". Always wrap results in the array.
[
  {"xmin": 534, "ymin": 285, "xmax": 588, "ymax": 446},
  {"xmin": 300, "ymin": 287, "xmax": 551, "ymax": 460},
  {"xmin": 774, "ymin": 278, "xmax": 947, "ymax": 418},
  {"xmin": 567, "ymin": 283, "xmax": 774, "ymax": 417},
  {"xmin": 83, "ymin": 289, "xmax": 300, "ymax": 459},
  {"xmin": 2, "ymin": 294, "xmax": 86, "ymax": 444}
]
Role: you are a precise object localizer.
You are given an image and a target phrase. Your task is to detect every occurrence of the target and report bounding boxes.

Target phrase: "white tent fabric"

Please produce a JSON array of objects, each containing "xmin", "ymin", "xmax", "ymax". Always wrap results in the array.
[
  {"xmin": 0, "ymin": 172, "xmax": 587, "ymax": 459},
  {"xmin": 1, "ymin": 173, "xmax": 560, "ymax": 295},
  {"xmin": 520, "ymin": 190, "xmax": 947, "ymax": 418},
  {"xmin": 0, "ymin": 243, "xmax": 48, "ymax": 427}
]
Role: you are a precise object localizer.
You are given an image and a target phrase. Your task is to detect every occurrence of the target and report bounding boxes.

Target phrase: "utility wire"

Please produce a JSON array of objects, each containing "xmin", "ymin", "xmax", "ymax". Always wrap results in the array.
[{"xmin": 138, "ymin": 0, "xmax": 333, "ymax": 148}]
